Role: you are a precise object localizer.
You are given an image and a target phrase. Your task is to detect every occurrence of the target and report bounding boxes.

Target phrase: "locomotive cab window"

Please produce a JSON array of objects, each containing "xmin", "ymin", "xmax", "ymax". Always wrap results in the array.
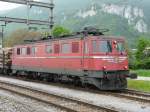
[
  {"xmin": 99, "ymin": 40, "xmax": 112, "ymax": 53},
  {"xmin": 92, "ymin": 40, "xmax": 112, "ymax": 53},
  {"xmin": 72, "ymin": 42, "xmax": 79, "ymax": 53},
  {"xmin": 46, "ymin": 45, "xmax": 53, "ymax": 54},
  {"xmin": 17, "ymin": 48, "xmax": 21, "ymax": 55},
  {"xmin": 117, "ymin": 42, "xmax": 125, "ymax": 52},
  {"xmin": 62, "ymin": 43, "xmax": 71, "ymax": 54}
]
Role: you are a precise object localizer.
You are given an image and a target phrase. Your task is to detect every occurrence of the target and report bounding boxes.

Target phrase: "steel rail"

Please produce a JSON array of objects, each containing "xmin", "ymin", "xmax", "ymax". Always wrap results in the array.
[
  {"xmin": 0, "ymin": 88, "xmax": 76, "ymax": 112},
  {"xmin": 0, "ymin": 0, "xmax": 54, "ymax": 8},
  {"xmin": 1, "ymin": 76, "xmax": 150, "ymax": 104},
  {"xmin": 0, "ymin": 80, "xmax": 119, "ymax": 112},
  {"xmin": 109, "ymin": 92, "xmax": 150, "ymax": 104},
  {"xmin": 125, "ymin": 89, "xmax": 150, "ymax": 97}
]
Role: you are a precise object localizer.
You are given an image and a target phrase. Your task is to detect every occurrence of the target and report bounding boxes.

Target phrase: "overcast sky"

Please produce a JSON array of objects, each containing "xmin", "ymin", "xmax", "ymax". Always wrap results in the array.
[
  {"xmin": 0, "ymin": 2, "xmax": 20, "ymax": 11},
  {"xmin": 0, "ymin": 0, "xmax": 41, "ymax": 11}
]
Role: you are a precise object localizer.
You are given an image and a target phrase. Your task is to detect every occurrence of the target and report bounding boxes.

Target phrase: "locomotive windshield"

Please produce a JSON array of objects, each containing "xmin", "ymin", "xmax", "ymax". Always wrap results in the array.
[
  {"xmin": 117, "ymin": 42, "xmax": 125, "ymax": 52},
  {"xmin": 92, "ymin": 40, "xmax": 112, "ymax": 53},
  {"xmin": 99, "ymin": 41, "xmax": 112, "ymax": 53}
]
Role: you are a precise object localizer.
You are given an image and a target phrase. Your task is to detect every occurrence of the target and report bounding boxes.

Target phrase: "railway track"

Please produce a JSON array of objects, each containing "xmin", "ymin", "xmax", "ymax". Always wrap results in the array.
[
  {"xmin": 107, "ymin": 90, "xmax": 150, "ymax": 104},
  {"xmin": 0, "ymin": 80, "xmax": 119, "ymax": 112},
  {"xmin": 125, "ymin": 89, "xmax": 150, "ymax": 97},
  {"xmin": 80, "ymin": 88, "xmax": 150, "ymax": 104},
  {"xmin": 0, "ymin": 76, "xmax": 150, "ymax": 105}
]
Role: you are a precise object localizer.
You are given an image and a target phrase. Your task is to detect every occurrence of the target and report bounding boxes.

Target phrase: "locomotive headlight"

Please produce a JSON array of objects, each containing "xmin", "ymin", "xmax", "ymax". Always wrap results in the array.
[
  {"xmin": 124, "ymin": 66, "xmax": 128, "ymax": 70},
  {"xmin": 113, "ymin": 40, "xmax": 117, "ymax": 44},
  {"xmin": 103, "ymin": 66, "xmax": 107, "ymax": 70},
  {"xmin": 113, "ymin": 40, "xmax": 117, "ymax": 48}
]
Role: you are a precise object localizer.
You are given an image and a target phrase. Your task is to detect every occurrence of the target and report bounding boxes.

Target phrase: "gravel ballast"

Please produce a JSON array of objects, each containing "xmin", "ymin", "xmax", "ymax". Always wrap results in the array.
[
  {"xmin": 0, "ymin": 76, "xmax": 149, "ymax": 112},
  {"xmin": 0, "ymin": 89, "xmax": 64, "ymax": 112}
]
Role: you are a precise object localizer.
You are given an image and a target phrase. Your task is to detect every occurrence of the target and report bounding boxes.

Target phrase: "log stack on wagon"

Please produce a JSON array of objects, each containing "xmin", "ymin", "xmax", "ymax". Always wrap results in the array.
[{"xmin": 0, "ymin": 48, "xmax": 12, "ymax": 73}]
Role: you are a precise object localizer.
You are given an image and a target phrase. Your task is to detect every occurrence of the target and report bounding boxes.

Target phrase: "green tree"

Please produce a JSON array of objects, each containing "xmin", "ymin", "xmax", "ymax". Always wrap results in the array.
[
  {"xmin": 136, "ymin": 37, "xmax": 149, "ymax": 60},
  {"xmin": 51, "ymin": 26, "xmax": 71, "ymax": 37},
  {"xmin": 4, "ymin": 29, "xmax": 41, "ymax": 47},
  {"xmin": 134, "ymin": 37, "xmax": 150, "ymax": 69}
]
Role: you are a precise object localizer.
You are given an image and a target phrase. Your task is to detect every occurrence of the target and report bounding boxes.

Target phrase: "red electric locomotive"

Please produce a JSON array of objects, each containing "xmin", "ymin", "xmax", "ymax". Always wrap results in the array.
[{"xmin": 11, "ymin": 27, "xmax": 136, "ymax": 90}]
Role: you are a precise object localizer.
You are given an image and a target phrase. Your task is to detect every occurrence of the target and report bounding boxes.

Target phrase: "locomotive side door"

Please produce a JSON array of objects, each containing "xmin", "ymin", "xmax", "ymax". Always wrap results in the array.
[{"xmin": 82, "ymin": 39, "xmax": 90, "ymax": 70}]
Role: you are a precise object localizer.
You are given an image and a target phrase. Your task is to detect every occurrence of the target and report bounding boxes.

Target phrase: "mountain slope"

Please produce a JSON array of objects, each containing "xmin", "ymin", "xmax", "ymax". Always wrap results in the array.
[
  {"xmin": 54, "ymin": 0, "xmax": 150, "ymax": 47},
  {"xmin": 0, "ymin": 0, "xmax": 150, "ymax": 47}
]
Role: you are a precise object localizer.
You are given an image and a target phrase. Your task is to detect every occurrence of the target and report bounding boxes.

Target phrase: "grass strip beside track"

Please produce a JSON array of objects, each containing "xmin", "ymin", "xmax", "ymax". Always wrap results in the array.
[
  {"xmin": 131, "ymin": 69, "xmax": 150, "ymax": 77},
  {"xmin": 128, "ymin": 80, "xmax": 150, "ymax": 93}
]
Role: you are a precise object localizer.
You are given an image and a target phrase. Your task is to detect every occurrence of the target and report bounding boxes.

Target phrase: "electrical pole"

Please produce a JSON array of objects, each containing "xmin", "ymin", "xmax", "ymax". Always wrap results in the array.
[
  {"xmin": 50, "ymin": 0, "xmax": 54, "ymax": 29},
  {"xmin": 0, "ymin": 0, "xmax": 54, "ymax": 29}
]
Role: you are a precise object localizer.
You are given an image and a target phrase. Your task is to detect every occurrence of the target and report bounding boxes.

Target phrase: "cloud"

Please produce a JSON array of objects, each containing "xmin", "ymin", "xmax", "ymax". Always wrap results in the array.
[
  {"xmin": 0, "ymin": 2, "xmax": 20, "ymax": 11},
  {"xmin": 0, "ymin": 0, "xmax": 41, "ymax": 11}
]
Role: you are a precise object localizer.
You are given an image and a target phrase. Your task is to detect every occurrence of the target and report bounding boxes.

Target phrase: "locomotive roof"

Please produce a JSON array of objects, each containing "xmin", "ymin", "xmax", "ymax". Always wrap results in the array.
[
  {"xmin": 23, "ymin": 34, "xmax": 83, "ymax": 44},
  {"xmin": 14, "ymin": 34, "xmax": 125, "ymax": 47}
]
